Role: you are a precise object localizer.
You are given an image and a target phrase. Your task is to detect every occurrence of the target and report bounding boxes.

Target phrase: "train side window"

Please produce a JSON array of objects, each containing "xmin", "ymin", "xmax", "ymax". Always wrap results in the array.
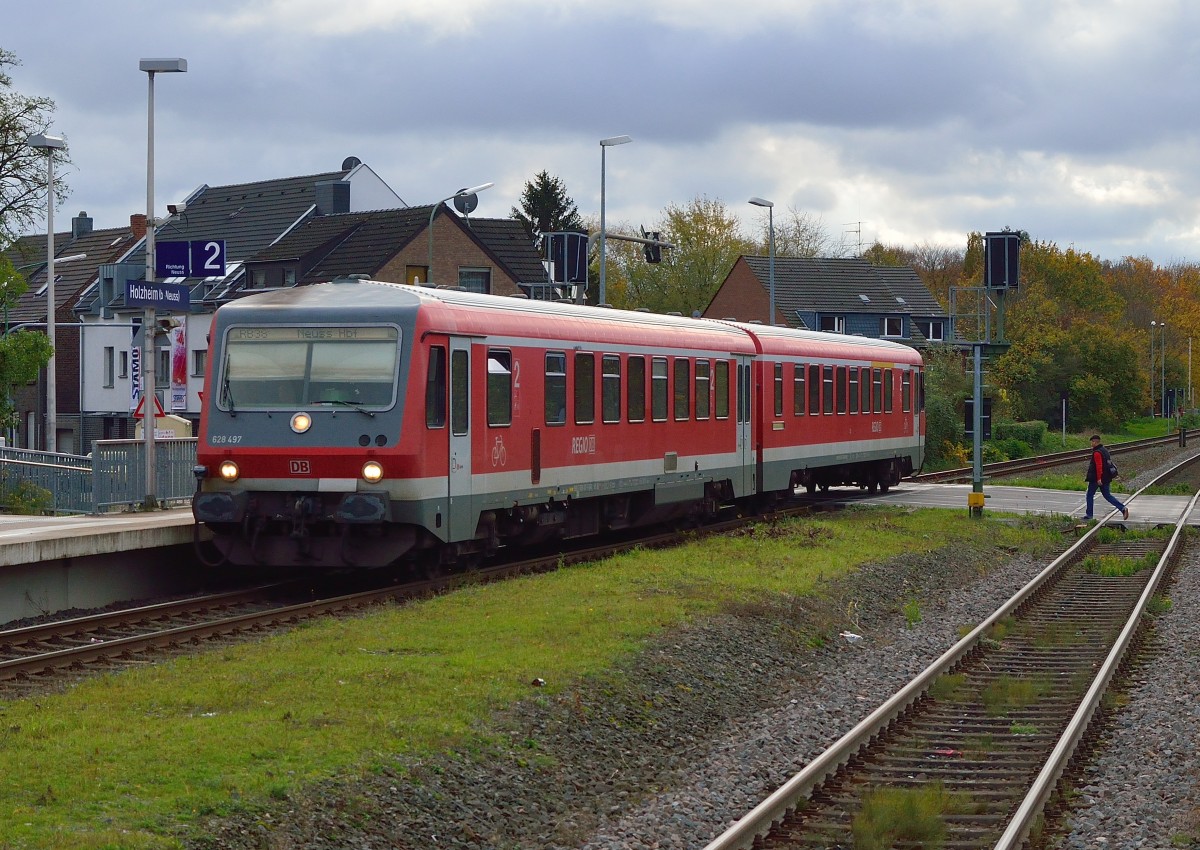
[
  {"xmin": 714, "ymin": 360, "xmax": 729, "ymax": 419},
  {"xmin": 808, "ymin": 364, "xmax": 820, "ymax": 414},
  {"xmin": 773, "ymin": 362, "xmax": 784, "ymax": 417},
  {"xmin": 674, "ymin": 358, "xmax": 690, "ymax": 420},
  {"xmin": 487, "ymin": 350, "xmax": 512, "ymax": 427},
  {"xmin": 849, "ymin": 367, "xmax": 859, "ymax": 414},
  {"xmin": 451, "ymin": 349, "xmax": 469, "ymax": 436},
  {"xmin": 872, "ymin": 368, "xmax": 883, "ymax": 414},
  {"xmin": 695, "ymin": 360, "xmax": 711, "ymax": 420},
  {"xmin": 545, "ymin": 352, "xmax": 566, "ymax": 426},
  {"xmin": 793, "ymin": 363, "xmax": 805, "ymax": 416},
  {"xmin": 628, "ymin": 356, "xmax": 646, "ymax": 422},
  {"xmin": 575, "ymin": 353, "xmax": 595, "ymax": 424},
  {"xmin": 651, "ymin": 357, "xmax": 669, "ymax": 422},
  {"xmin": 822, "ymin": 365, "xmax": 834, "ymax": 414},
  {"xmin": 902, "ymin": 370, "xmax": 911, "ymax": 413},
  {"xmin": 836, "ymin": 366, "xmax": 847, "ymax": 414},
  {"xmin": 426, "ymin": 345, "xmax": 446, "ymax": 428},
  {"xmin": 884, "ymin": 368, "xmax": 893, "ymax": 413},
  {"xmin": 918, "ymin": 368, "xmax": 925, "ymax": 411},
  {"xmin": 602, "ymin": 355, "xmax": 621, "ymax": 423}
]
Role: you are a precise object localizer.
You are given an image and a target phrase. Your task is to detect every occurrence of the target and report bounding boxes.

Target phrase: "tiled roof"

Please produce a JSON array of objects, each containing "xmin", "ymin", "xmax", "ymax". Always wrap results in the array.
[
  {"xmin": 253, "ymin": 207, "xmax": 429, "ymax": 283},
  {"xmin": 742, "ymin": 255, "xmax": 946, "ymax": 319},
  {"xmin": 462, "ymin": 218, "xmax": 548, "ymax": 285},
  {"xmin": 6, "ymin": 225, "xmax": 140, "ymax": 325}
]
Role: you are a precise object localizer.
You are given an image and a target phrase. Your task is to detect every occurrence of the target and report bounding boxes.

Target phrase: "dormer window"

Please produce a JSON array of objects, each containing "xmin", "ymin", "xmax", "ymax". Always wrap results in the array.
[
  {"xmin": 283, "ymin": 268, "xmax": 297, "ymax": 286},
  {"xmin": 250, "ymin": 269, "xmax": 267, "ymax": 288}
]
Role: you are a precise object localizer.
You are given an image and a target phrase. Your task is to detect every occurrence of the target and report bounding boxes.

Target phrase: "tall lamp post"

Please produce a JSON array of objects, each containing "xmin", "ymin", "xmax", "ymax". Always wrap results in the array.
[
  {"xmin": 1151, "ymin": 320, "xmax": 1158, "ymax": 417},
  {"xmin": 748, "ymin": 197, "xmax": 776, "ymax": 326},
  {"xmin": 139, "ymin": 57, "xmax": 186, "ymax": 510},
  {"xmin": 1160, "ymin": 321, "xmax": 1168, "ymax": 423},
  {"xmin": 26, "ymin": 133, "xmax": 66, "ymax": 453},
  {"xmin": 425, "ymin": 182, "xmax": 494, "ymax": 285},
  {"xmin": 598, "ymin": 134, "xmax": 631, "ymax": 307}
]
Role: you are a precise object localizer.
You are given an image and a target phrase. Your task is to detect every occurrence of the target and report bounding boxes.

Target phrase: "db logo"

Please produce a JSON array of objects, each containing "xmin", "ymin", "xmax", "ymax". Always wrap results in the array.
[{"xmin": 289, "ymin": 460, "xmax": 311, "ymax": 474}]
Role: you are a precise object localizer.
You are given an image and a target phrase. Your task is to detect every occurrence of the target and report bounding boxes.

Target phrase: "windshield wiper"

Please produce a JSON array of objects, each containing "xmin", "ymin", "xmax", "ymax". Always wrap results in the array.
[
  {"xmin": 323, "ymin": 398, "xmax": 375, "ymax": 417},
  {"xmin": 221, "ymin": 376, "xmax": 237, "ymax": 417}
]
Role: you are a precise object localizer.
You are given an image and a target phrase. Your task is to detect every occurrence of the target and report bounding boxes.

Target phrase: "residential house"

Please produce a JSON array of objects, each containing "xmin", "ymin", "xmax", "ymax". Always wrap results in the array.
[{"xmin": 704, "ymin": 255, "xmax": 952, "ymax": 345}]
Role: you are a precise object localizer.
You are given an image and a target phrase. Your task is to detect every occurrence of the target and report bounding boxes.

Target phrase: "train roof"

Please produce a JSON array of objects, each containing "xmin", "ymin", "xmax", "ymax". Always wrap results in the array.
[{"xmin": 218, "ymin": 279, "xmax": 921, "ymax": 364}]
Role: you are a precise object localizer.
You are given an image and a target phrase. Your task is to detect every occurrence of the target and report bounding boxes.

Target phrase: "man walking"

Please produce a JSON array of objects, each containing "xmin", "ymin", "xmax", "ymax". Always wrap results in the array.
[{"xmin": 1083, "ymin": 434, "xmax": 1129, "ymax": 521}]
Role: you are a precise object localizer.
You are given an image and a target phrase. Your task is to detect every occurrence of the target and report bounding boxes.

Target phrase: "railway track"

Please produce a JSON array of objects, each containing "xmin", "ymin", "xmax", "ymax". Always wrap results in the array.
[
  {"xmin": 0, "ymin": 504, "xmax": 804, "ymax": 698},
  {"xmin": 914, "ymin": 431, "xmax": 1187, "ymax": 483},
  {"xmin": 702, "ymin": 454, "xmax": 1196, "ymax": 850}
]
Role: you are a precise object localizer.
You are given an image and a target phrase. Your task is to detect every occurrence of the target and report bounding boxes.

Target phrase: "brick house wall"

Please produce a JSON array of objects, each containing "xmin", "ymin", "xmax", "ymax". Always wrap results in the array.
[{"xmin": 703, "ymin": 257, "xmax": 775, "ymax": 324}]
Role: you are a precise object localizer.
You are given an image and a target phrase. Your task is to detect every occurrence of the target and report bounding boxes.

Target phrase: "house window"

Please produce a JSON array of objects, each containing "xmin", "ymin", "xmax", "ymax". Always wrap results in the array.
[
  {"xmin": 881, "ymin": 316, "xmax": 903, "ymax": 338},
  {"xmin": 819, "ymin": 315, "xmax": 845, "ymax": 334},
  {"xmin": 406, "ymin": 265, "xmax": 430, "ymax": 286},
  {"xmin": 487, "ymin": 349, "xmax": 512, "ymax": 426},
  {"xmin": 917, "ymin": 319, "xmax": 945, "ymax": 342},
  {"xmin": 283, "ymin": 268, "xmax": 297, "ymax": 286},
  {"xmin": 459, "ymin": 268, "xmax": 491, "ymax": 294},
  {"xmin": 192, "ymin": 349, "xmax": 207, "ymax": 377},
  {"xmin": 250, "ymin": 269, "xmax": 267, "ymax": 288},
  {"xmin": 157, "ymin": 349, "xmax": 170, "ymax": 388},
  {"xmin": 119, "ymin": 350, "xmax": 129, "ymax": 379},
  {"xmin": 103, "ymin": 347, "xmax": 115, "ymax": 388}
]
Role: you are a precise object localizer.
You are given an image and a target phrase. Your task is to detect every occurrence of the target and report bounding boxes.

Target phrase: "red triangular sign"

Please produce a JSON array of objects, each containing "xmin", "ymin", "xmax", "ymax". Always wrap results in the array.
[{"xmin": 133, "ymin": 394, "xmax": 166, "ymax": 420}]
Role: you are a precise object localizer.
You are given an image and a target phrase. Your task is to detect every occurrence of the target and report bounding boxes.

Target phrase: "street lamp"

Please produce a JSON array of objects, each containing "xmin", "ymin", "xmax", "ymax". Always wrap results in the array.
[
  {"xmin": 426, "ymin": 182, "xmax": 494, "ymax": 285},
  {"xmin": 139, "ymin": 57, "xmax": 186, "ymax": 509},
  {"xmin": 1161, "ymin": 321, "xmax": 1168, "ymax": 421},
  {"xmin": 26, "ymin": 133, "xmax": 66, "ymax": 453},
  {"xmin": 748, "ymin": 197, "xmax": 776, "ymax": 326},
  {"xmin": 598, "ymin": 134, "xmax": 632, "ymax": 307},
  {"xmin": 1151, "ymin": 321, "xmax": 1157, "ymax": 417}
]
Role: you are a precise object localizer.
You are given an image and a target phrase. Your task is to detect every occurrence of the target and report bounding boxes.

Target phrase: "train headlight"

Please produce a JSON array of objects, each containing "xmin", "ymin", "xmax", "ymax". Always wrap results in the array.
[
  {"xmin": 218, "ymin": 460, "xmax": 240, "ymax": 482},
  {"xmin": 291, "ymin": 412, "xmax": 312, "ymax": 433},
  {"xmin": 362, "ymin": 460, "xmax": 384, "ymax": 483}
]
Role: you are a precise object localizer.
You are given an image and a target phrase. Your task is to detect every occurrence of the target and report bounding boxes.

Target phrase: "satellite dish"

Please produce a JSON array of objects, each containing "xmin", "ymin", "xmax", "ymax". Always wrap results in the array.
[
  {"xmin": 341, "ymin": 156, "xmax": 362, "ymax": 171},
  {"xmin": 453, "ymin": 192, "xmax": 480, "ymax": 215}
]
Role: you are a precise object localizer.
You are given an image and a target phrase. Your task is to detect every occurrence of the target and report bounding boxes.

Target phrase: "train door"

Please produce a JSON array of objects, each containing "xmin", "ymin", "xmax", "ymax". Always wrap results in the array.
[
  {"xmin": 735, "ymin": 355, "xmax": 755, "ymax": 496},
  {"xmin": 448, "ymin": 338, "xmax": 473, "ymax": 541}
]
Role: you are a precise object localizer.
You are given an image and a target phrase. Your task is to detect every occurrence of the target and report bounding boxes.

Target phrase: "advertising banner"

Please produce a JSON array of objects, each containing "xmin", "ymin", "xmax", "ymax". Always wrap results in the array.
[{"xmin": 170, "ymin": 324, "xmax": 188, "ymax": 411}]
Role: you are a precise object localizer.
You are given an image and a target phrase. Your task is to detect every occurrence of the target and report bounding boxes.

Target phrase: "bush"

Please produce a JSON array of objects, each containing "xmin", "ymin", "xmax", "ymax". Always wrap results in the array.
[
  {"xmin": 989, "ymin": 437, "xmax": 1032, "ymax": 460},
  {"xmin": 993, "ymin": 420, "xmax": 1047, "ymax": 447},
  {"xmin": 0, "ymin": 479, "xmax": 52, "ymax": 515}
]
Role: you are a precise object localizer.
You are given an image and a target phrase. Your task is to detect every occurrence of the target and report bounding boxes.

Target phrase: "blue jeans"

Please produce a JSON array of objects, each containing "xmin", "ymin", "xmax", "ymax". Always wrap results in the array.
[{"xmin": 1085, "ymin": 481, "xmax": 1125, "ymax": 518}]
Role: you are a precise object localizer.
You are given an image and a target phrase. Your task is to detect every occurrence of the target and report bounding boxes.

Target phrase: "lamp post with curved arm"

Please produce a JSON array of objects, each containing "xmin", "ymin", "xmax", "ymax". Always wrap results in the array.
[
  {"xmin": 426, "ymin": 182, "xmax": 494, "ymax": 286},
  {"xmin": 598, "ymin": 135, "xmax": 631, "ymax": 307},
  {"xmin": 26, "ymin": 134, "xmax": 66, "ymax": 453}
]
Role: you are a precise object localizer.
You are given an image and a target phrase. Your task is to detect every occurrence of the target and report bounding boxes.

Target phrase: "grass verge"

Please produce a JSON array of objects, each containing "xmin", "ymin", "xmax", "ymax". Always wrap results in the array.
[{"xmin": 0, "ymin": 507, "xmax": 1061, "ymax": 849}]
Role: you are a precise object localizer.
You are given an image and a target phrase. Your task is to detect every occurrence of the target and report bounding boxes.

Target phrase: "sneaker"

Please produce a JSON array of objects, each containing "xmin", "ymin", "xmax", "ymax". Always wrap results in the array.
[
  {"xmin": 1082, "ymin": 516, "xmax": 1093, "ymax": 521},
  {"xmin": 1122, "ymin": 508, "xmax": 1130, "ymax": 520}
]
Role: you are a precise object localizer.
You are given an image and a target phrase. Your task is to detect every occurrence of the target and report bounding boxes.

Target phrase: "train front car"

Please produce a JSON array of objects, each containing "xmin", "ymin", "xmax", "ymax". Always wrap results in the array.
[{"xmin": 193, "ymin": 279, "xmax": 420, "ymax": 569}]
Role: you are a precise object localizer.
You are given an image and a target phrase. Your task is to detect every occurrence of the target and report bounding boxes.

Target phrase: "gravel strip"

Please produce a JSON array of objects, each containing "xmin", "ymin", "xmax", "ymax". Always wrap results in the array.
[{"xmin": 189, "ymin": 450, "xmax": 1200, "ymax": 850}]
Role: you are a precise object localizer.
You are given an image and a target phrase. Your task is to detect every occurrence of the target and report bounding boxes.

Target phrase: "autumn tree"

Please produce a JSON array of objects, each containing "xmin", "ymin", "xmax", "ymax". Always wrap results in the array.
[
  {"xmin": 510, "ymin": 171, "xmax": 584, "ymax": 244},
  {"xmin": 611, "ymin": 195, "xmax": 754, "ymax": 315}
]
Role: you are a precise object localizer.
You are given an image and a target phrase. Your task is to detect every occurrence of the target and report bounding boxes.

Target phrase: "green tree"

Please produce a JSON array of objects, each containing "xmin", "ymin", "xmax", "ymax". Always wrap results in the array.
[
  {"xmin": 510, "ymin": 171, "xmax": 584, "ymax": 243},
  {"xmin": 1, "ymin": 48, "xmax": 68, "ymax": 244},
  {"xmin": 922, "ymin": 345, "xmax": 971, "ymax": 467}
]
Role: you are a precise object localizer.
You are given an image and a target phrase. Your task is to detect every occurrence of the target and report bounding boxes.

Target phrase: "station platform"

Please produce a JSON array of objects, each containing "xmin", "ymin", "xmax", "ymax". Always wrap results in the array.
[
  {"xmin": 864, "ymin": 482, "xmax": 1195, "ymax": 525},
  {"xmin": 0, "ymin": 508, "xmax": 197, "ymax": 568}
]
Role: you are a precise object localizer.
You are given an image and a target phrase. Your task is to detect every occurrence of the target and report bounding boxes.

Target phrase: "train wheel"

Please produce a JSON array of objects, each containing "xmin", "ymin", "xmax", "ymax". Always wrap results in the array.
[{"xmin": 806, "ymin": 482, "xmax": 817, "ymax": 495}]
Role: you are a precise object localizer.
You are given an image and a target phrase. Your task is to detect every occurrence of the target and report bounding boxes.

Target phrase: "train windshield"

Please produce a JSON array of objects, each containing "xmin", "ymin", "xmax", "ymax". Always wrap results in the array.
[{"xmin": 219, "ymin": 325, "xmax": 400, "ymax": 410}]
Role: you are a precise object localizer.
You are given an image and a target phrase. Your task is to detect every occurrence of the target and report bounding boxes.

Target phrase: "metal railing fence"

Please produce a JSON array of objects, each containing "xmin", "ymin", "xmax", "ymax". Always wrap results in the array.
[{"xmin": 0, "ymin": 439, "xmax": 198, "ymax": 514}]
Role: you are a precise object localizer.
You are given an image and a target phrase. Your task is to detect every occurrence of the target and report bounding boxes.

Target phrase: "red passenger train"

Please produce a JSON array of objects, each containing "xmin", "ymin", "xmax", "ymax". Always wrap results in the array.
[{"xmin": 192, "ymin": 278, "xmax": 924, "ymax": 569}]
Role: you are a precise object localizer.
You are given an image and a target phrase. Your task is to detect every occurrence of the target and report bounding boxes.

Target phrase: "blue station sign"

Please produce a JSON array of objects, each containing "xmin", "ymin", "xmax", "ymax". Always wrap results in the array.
[
  {"xmin": 156, "ymin": 239, "xmax": 226, "ymax": 279},
  {"xmin": 126, "ymin": 280, "xmax": 191, "ymax": 311}
]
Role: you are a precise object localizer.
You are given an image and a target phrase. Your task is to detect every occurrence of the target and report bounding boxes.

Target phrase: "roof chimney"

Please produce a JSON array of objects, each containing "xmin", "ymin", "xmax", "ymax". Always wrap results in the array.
[
  {"xmin": 72, "ymin": 211, "xmax": 93, "ymax": 239},
  {"xmin": 315, "ymin": 180, "xmax": 350, "ymax": 216},
  {"xmin": 130, "ymin": 214, "xmax": 147, "ymax": 239}
]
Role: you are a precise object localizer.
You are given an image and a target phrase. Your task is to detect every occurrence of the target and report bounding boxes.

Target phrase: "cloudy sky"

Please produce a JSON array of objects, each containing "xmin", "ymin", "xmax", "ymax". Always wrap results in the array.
[{"xmin": 7, "ymin": 1, "xmax": 1200, "ymax": 265}]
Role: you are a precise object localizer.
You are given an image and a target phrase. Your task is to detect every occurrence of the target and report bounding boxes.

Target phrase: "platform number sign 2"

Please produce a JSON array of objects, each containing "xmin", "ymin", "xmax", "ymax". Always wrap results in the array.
[
  {"xmin": 156, "ymin": 240, "xmax": 226, "ymax": 278},
  {"xmin": 190, "ymin": 240, "xmax": 226, "ymax": 277}
]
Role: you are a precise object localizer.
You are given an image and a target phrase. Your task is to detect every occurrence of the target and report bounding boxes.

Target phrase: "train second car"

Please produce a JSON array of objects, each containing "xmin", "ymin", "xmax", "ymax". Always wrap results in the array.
[{"xmin": 192, "ymin": 278, "xmax": 924, "ymax": 569}]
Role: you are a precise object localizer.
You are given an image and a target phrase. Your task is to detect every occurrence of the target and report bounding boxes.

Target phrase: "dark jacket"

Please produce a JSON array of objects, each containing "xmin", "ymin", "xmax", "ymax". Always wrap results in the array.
[{"xmin": 1086, "ymin": 444, "xmax": 1115, "ymax": 485}]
